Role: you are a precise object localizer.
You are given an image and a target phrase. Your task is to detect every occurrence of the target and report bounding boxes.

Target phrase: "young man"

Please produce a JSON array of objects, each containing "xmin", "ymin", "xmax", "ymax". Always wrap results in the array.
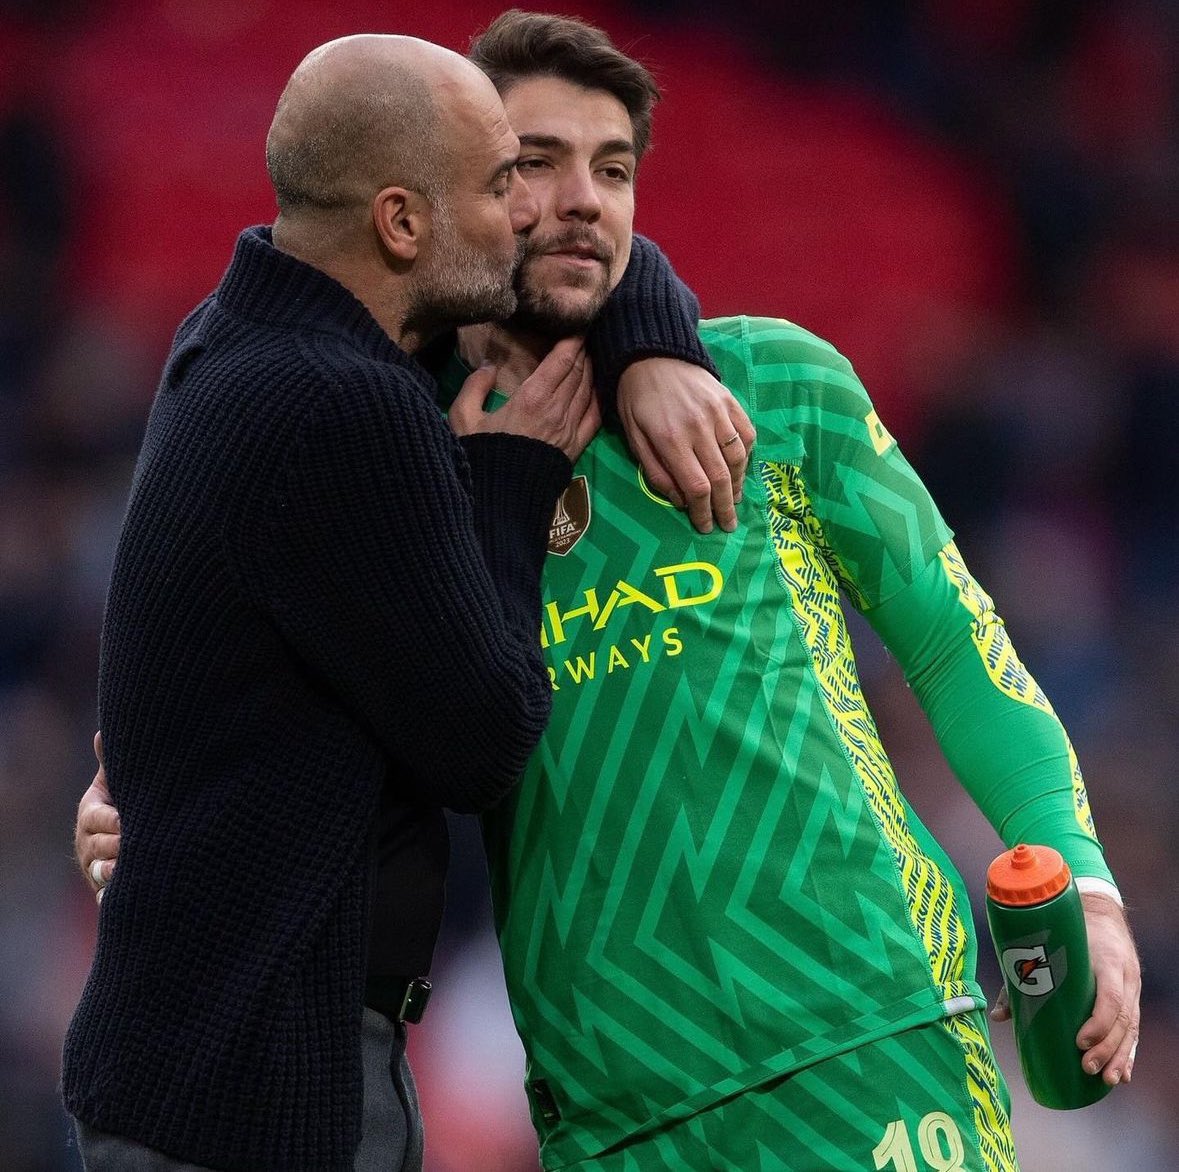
[
  {"xmin": 458, "ymin": 13, "xmax": 1138, "ymax": 1170},
  {"xmin": 77, "ymin": 12, "xmax": 1141, "ymax": 1171}
]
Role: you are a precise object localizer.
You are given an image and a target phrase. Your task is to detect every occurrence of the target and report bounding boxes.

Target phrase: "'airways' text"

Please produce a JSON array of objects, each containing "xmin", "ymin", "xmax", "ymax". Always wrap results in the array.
[{"xmin": 548, "ymin": 627, "xmax": 683, "ymax": 691}]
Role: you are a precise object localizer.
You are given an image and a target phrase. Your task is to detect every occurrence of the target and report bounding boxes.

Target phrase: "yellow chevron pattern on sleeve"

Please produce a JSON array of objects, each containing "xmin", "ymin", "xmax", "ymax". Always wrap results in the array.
[
  {"xmin": 938, "ymin": 543, "xmax": 1097, "ymax": 838},
  {"xmin": 763, "ymin": 460, "xmax": 970, "ymax": 991}
]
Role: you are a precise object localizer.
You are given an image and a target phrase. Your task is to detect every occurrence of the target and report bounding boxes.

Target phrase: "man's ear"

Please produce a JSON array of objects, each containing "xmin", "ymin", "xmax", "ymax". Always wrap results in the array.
[{"xmin": 372, "ymin": 186, "xmax": 429, "ymax": 261}]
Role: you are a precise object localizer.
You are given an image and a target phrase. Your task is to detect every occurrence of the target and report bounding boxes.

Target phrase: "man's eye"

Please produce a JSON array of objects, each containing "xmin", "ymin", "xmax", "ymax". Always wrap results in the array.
[
  {"xmin": 601, "ymin": 165, "xmax": 632, "ymax": 183},
  {"xmin": 517, "ymin": 158, "xmax": 550, "ymax": 172}
]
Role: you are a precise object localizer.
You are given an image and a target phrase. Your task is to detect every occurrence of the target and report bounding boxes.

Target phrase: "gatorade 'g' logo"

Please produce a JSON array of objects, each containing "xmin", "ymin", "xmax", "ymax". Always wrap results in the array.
[{"xmin": 1002, "ymin": 945, "xmax": 1055, "ymax": 996}]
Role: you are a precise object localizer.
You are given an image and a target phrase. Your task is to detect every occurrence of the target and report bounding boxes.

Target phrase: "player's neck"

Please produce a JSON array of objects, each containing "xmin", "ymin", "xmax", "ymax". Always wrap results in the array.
[{"xmin": 457, "ymin": 323, "xmax": 550, "ymax": 395}]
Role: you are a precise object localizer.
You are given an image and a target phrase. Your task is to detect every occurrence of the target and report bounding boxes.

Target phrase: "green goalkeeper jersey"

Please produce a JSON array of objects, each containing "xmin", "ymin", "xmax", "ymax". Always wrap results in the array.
[{"xmin": 442, "ymin": 316, "xmax": 1112, "ymax": 1169}]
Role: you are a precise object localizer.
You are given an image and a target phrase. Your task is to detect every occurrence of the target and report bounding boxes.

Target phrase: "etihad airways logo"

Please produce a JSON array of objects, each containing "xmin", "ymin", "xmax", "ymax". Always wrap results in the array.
[
  {"xmin": 542, "ymin": 560, "xmax": 725, "ymax": 690},
  {"xmin": 540, "ymin": 560, "xmax": 724, "ymax": 649}
]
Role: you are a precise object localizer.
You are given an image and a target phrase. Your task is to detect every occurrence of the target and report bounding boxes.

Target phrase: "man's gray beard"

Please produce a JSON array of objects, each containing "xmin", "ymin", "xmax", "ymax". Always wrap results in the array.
[
  {"xmin": 506, "ymin": 257, "xmax": 613, "ymax": 340},
  {"xmin": 410, "ymin": 276, "xmax": 518, "ymax": 332},
  {"xmin": 404, "ymin": 208, "xmax": 525, "ymax": 335}
]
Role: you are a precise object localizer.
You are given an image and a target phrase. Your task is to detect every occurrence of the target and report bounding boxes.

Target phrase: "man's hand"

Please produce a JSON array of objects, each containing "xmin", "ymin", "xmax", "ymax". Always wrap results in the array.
[
  {"xmin": 450, "ymin": 337, "xmax": 601, "ymax": 464},
  {"xmin": 1074, "ymin": 893, "xmax": 1141, "ymax": 1084},
  {"xmin": 76, "ymin": 731, "xmax": 120, "ymax": 903},
  {"xmin": 990, "ymin": 891, "xmax": 1141, "ymax": 1086},
  {"xmin": 616, "ymin": 358, "xmax": 756, "ymax": 534}
]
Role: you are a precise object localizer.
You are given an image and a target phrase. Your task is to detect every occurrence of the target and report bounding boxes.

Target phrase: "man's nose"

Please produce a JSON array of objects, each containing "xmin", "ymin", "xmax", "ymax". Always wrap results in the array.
[
  {"xmin": 510, "ymin": 173, "xmax": 539, "ymax": 234},
  {"xmin": 558, "ymin": 169, "xmax": 602, "ymax": 221}
]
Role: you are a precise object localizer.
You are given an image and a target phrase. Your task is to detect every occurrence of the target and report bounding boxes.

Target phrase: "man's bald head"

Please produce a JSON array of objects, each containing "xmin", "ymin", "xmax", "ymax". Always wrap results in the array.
[
  {"xmin": 265, "ymin": 34, "xmax": 487, "ymax": 217},
  {"xmin": 264, "ymin": 34, "xmax": 536, "ymax": 349}
]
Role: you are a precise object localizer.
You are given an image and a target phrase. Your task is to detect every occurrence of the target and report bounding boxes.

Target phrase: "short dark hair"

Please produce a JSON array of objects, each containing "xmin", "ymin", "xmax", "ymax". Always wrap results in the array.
[{"xmin": 468, "ymin": 9, "xmax": 660, "ymax": 160}]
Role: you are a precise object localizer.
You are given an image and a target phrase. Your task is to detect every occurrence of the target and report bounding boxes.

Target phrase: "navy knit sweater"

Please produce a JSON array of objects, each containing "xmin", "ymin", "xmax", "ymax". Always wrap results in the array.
[{"xmin": 62, "ymin": 227, "xmax": 715, "ymax": 1169}]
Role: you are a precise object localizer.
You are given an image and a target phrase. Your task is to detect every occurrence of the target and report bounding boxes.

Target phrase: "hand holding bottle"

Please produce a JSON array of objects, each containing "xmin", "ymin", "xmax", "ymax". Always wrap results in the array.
[{"xmin": 987, "ymin": 853, "xmax": 1140, "ymax": 1096}]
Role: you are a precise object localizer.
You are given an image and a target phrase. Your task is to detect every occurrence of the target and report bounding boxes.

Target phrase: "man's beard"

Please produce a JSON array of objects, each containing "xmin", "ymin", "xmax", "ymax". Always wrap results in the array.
[
  {"xmin": 403, "ymin": 201, "xmax": 525, "ymax": 335},
  {"xmin": 507, "ymin": 227, "xmax": 615, "ymax": 339}
]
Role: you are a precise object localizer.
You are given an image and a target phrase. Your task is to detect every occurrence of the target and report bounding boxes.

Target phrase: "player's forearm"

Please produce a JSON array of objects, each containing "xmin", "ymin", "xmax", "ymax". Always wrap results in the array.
[
  {"xmin": 867, "ymin": 547, "xmax": 1115, "ymax": 885},
  {"xmin": 917, "ymin": 644, "xmax": 1113, "ymax": 882}
]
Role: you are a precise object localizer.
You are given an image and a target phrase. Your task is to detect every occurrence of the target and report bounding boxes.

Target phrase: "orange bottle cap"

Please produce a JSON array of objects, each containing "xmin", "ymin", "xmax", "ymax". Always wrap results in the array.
[{"xmin": 986, "ymin": 843, "xmax": 1071, "ymax": 906}]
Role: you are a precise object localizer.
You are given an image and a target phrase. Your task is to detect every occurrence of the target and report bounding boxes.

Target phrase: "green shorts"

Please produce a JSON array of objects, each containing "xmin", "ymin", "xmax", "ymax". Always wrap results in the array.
[{"xmin": 569, "ymin": 1011, "xmax": 1018, "ymax": 1171}]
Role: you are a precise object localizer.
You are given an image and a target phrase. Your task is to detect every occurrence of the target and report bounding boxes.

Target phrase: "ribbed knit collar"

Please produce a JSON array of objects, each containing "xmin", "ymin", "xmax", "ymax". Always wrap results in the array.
[{"xmin": 216, "ymin": 226, "xmax": 422, "ymax": 375}]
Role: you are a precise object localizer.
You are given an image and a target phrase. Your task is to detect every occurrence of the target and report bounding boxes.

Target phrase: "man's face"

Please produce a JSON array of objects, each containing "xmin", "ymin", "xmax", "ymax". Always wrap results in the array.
[
  {"xmin": 406, "ymin": 79, "xmax": 538, "ymax": 330},
  {"xmin": 500, "ymin": 76, "xmax": 637, "ymax": 337}
]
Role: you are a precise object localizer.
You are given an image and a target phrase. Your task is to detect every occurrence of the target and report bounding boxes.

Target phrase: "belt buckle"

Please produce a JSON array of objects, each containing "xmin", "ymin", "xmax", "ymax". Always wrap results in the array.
[{"xmin": 397, "ymin": 977, "xmax": 432, "ymax": 1024}]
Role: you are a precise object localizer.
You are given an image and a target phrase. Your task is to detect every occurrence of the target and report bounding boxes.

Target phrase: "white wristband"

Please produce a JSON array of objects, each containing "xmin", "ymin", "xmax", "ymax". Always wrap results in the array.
[{"xmin": 1075, "ymin": 876, "xmax": 1122, "ymax": 906}]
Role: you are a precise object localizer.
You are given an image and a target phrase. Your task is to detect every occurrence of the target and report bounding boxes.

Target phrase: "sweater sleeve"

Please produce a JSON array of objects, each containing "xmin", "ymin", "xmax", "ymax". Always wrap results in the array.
[
  {"xmin": 864, "ymin": 541, "xmax": 1116, "ymax": 886},
  {"xmin": 586, "ymin": 234, "xmax": 719, "ymax": 415},
  {"xmin": 240, "ymin": 364, "xmax": 571, "ymax": 814},
  {"xmin": 458, "ymin": 432, "xmax": 566, "ymax": 638}
]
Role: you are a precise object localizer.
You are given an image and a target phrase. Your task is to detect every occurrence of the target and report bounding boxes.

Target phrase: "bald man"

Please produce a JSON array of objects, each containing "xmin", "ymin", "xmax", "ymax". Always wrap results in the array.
[
  {"xmin": 59, "ymin": 34, "xmax": 726, "ymax": 1172},
  {"xmin": 264, "ymin": 35, "xmax": 529, "ymax": 345}
]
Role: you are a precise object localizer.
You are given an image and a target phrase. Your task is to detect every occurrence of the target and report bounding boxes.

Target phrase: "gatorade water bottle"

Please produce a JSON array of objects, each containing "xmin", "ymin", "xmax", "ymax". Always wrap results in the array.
[{"xmin": 985, "ymin": 843, "xmax": 1110, "ymax": 1110}]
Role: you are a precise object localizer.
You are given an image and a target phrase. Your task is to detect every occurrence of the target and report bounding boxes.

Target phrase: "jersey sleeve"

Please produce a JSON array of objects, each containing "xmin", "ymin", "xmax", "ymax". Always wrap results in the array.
[
  {"xmin": 742, "ymin": 316, "xmax": 953, "ymax": 609},
  {"xmin": 865, "ymin": 544, "xmax": 1115, "ymax": 885},
  {"xmin": 739, "ymin": 316, "xmax": 1115, "ymax": 886}
]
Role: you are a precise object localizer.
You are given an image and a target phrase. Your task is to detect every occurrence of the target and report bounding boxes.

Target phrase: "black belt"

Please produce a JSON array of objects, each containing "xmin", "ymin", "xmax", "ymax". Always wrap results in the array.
[{"xmin": 365, "ymin": 975, "xmax": 432, "ymax": 1024}]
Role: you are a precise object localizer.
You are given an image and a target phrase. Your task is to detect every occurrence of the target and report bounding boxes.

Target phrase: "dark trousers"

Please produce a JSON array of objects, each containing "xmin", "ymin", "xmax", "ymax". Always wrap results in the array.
[
  {"xmin": 73, "ymin": 1006, "xmax": 425, "ymax": 1170},
  {"xmin": 356, "ymin": 1006, "xmax": 425, "ymax": 1171}
]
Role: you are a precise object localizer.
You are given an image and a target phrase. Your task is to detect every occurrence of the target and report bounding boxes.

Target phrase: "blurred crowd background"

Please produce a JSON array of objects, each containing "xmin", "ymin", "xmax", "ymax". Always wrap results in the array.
[{"xmin": 1, "ymin": 0, "xmax": 1176, "ymax": 1168}]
